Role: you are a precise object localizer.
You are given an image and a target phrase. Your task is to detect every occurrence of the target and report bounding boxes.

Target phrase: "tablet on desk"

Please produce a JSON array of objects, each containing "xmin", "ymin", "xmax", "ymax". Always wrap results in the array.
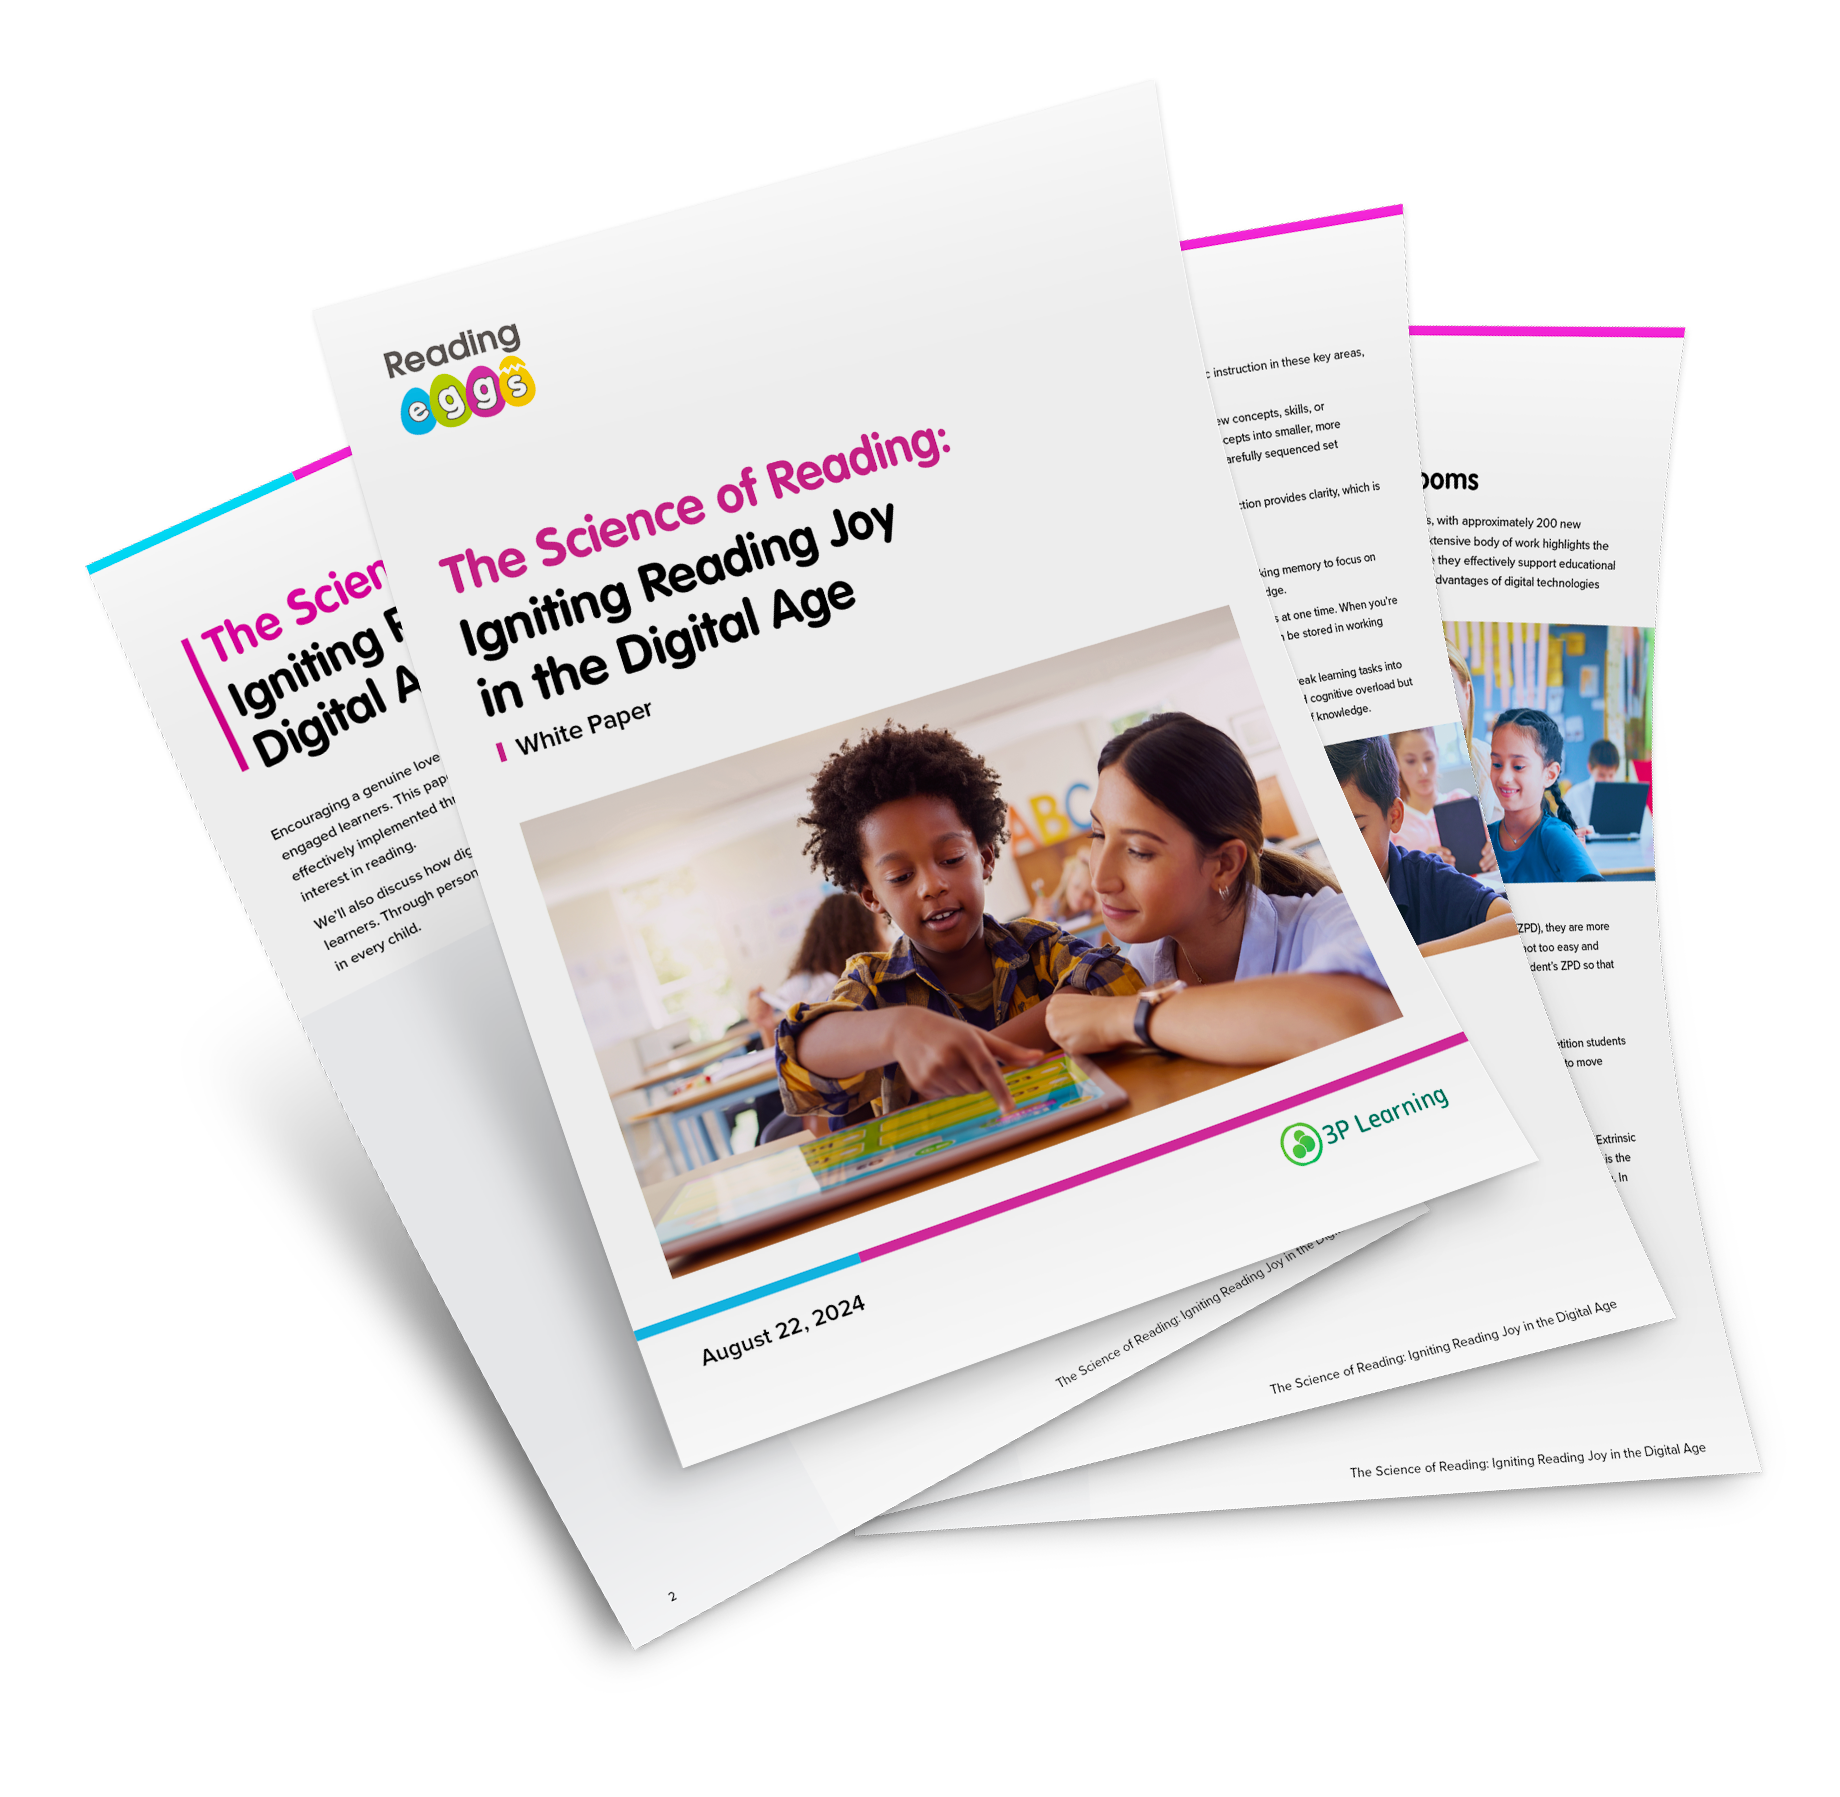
[
  {"xmin": 1432, "ymin": 795, "xmax": 1489, "ymax": 875},
  {"xmin": 647, "ymin": 1054, "xmax": 1127, "ymax": 1266}
]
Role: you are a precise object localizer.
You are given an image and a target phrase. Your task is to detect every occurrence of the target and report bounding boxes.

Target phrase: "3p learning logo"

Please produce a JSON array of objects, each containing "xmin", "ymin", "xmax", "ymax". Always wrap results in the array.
[
  {"xmin": 1280, "ymin": 1122, "xmax": 1323, "ymax": 1166},
  {"xmin": 385, "ymin": 325, "xmax": 535, "ymax": 437}
]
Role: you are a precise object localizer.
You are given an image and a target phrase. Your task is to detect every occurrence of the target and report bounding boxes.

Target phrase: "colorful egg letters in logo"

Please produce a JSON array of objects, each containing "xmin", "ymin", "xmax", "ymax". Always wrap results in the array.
[
  {"xmin": 466, "ymin": 364, "xmax": 505, "ymax": 418},
  {"xmin": 429, "ymin": 371, "xmax": 471, "ymax": 428},
  {"xmin": 498, "ymin": 355, "xmax": 536, "ymax": 407},
  {"xmin": 401, "ymin": 387, "xmax": 436, "ymax": 435}
]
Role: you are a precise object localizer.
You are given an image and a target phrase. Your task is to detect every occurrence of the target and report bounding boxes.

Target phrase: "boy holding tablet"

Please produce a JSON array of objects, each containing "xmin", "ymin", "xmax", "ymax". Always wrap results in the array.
[
  {"xmin": 1328, "ymin": 737, "xmax": 1518, "ymax": 958},
  {"xmin": 776, "ymin": 724, "xmax": 1142, "ymax": 1131}
]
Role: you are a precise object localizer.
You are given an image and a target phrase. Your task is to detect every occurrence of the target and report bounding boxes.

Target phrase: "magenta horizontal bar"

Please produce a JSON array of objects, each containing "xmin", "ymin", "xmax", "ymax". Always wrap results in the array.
[
  {"xmin": 1181, "ymin": 204, "xmax": 1403, "ymax": 253},
  {"xmin": 857, "ymin": 1030, "xmax": 1469, "ymax": 1265},
  {"xmin": 1409, "ymin": 325, "xmax": 1684, "ymax": 339},
  {"xmin": 292, "ymin": 446, "xmax": 353, "ymax": 480}
]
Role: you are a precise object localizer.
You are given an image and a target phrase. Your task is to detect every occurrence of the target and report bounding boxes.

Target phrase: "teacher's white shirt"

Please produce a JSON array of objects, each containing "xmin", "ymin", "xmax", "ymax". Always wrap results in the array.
[{"xmin": 1124, "ymin": 885, "xmax": 1387, "ymax": 991}]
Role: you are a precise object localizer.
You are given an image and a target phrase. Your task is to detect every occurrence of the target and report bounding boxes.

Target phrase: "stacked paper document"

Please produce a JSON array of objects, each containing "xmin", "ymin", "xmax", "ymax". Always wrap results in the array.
[{"xmin": 84, "ymin": 87, "xmax": 1753, "ymax": 1649}]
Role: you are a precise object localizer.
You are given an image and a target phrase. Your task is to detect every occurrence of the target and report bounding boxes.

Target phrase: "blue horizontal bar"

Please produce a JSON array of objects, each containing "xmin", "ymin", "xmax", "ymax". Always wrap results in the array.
[
  {"xmin": 87, "ymin": 472, "xmax": 296, "ymax": 574},
  {"xmin": 634, "ymin": 1253, "xmax": 863, "ymax": 1341}
]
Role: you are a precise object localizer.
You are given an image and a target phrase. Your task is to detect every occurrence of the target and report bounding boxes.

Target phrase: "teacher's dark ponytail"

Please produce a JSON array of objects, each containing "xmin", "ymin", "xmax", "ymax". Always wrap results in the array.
[
  {"xmin": 1491, "ymin": 706, "xmax": 1580, "ymax": 828},
  {"xmin": 1098, "ymin": 712, "xmax": 1335, "ymax": 904}
]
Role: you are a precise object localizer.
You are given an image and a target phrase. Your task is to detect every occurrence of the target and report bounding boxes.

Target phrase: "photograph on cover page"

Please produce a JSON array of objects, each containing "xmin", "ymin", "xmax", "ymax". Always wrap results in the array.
[{"xmin": 525, "ymin": 610, "xmax": 1397, "ymax": 1275}]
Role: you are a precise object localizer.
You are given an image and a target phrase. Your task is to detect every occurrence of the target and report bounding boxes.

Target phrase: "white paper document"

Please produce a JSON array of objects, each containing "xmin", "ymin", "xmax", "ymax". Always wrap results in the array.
[
  {"xmin": 864, "ymin": 230, "xmax": 1744, "ymax": 1536},
  {"xmin": 311, "ymin": 93, "xmax": 1530, "ymax": 1464},
  {"xmin": 88, "ymin": 450, "xmax": 1420, "ymax": 1645}
]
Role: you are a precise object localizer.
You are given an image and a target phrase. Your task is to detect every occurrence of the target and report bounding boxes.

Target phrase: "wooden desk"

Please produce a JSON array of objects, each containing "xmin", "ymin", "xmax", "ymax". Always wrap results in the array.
[
  {"xmin": 627, "ymin": 1060, "xmax": 780, "ymax": 1172},
  {"xmin": 663, "ymin": 1047, "xmax": 1266, "ymax": 1276},
  {"xmin": 646, "ymin": 1025, "xmax": 755, "ymax": 1073},
  {"xmin": 627, "ymin": 1061, "xmax": 780, "ymax": 1121},
  {"xmin": 606, "ymin": 1030, "xmax": 758, "ymax": 1100}
]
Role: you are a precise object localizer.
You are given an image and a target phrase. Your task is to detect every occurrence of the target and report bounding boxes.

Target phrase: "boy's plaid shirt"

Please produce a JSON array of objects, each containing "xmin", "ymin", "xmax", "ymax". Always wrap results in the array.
[{"xmin": 774, "ymin": 914, "xmax": 1141, "ymax": 1122}]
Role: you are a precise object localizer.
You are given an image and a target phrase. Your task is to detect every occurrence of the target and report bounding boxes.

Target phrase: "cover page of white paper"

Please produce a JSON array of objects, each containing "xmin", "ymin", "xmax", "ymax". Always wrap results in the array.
[
  {"xmin": 313, "ymin": 92, "xmax": 1530, "ymax": 1464},
  {"xmin": 861, "ymin": 210, "xmax": 1678, "ymax": 1526},
  {"xmin": 87, "ymin": 451, "xmax": 1418, "ymax": 1645},
  {"xmin": 864, "ymin": 320, "xmax": 1756, "ymax": 1536}
]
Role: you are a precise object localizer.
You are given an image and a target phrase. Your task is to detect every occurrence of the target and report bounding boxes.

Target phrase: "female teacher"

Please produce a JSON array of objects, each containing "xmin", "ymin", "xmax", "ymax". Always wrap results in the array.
[{"xmin": 1044, "ymin": 713, "xmax": 1398, "ymax": 1064}]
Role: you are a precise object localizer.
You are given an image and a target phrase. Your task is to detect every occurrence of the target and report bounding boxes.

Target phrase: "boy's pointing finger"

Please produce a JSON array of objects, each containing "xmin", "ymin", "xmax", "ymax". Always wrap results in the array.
[
  {"xmin": 986, "ymin": 1036, "xmax": 1046, "ymax": 1067},
  {"xmin": 968, "ymin": 1040, "xmax": 1019, "ymax": 1115}
]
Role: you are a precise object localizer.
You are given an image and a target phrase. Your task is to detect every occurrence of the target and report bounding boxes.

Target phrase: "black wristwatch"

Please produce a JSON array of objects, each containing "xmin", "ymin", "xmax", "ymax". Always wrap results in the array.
[{"xmin": 1134, "ymin": 992, "xmax": 1171, "ymax": 1053}]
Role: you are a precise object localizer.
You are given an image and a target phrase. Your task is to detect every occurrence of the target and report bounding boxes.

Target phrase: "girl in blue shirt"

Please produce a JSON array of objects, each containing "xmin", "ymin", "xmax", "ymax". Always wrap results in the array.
[{"xmin": 1487, "ymin": 708, "xmax": 1602, "ymax": 883}]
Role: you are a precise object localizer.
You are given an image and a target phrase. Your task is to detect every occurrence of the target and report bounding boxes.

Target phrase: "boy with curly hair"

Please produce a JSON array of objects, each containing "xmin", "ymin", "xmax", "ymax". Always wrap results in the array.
[{"xmin": 777, "ymin": 723, "xmax": 1142, "ymax": 1129}]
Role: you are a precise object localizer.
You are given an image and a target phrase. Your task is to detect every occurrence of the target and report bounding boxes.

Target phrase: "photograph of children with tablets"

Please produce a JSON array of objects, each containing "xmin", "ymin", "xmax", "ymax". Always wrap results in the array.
[
  {"xmin": 522, "ymin": 612, "xmax": 1393, "ymax": 1273},
  {"xmin": 1326, "ymin": 734, "xmax": 1517, "ymax": 958},
  {"xmin": 1445, "ymin": 619, "xmax": 1657, "ymax": 883},
  {"xmin": 1388, "ymin": 720, "xmax": 1499, "ymax": 876}
]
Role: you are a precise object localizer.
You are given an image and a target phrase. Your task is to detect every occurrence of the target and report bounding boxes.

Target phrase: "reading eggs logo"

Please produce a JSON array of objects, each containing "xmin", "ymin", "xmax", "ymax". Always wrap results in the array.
[
  {"xmin": 1280, "ymin": 1122, "xmax": 1323, "ymax": 1167},
  {"xmin": 386, "ymin": 326, "xmax": 534, "ymax": 436},
  {"xmin": 401, "ymin": 355, "xmax": 535, "ymax": 435}
]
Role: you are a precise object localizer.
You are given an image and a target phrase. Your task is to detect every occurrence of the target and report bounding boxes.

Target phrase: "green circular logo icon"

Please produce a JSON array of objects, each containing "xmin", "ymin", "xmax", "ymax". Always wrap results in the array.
[{"xmin": 1281, "ymin": 1122, "xmax": 1323, "ymax": 1166}]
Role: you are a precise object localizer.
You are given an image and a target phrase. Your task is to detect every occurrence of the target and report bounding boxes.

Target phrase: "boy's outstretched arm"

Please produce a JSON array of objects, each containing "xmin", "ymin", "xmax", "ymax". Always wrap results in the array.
[{"xmin": 799, "ymin": 1008, "xmax": 1042, "ymax": 1113}]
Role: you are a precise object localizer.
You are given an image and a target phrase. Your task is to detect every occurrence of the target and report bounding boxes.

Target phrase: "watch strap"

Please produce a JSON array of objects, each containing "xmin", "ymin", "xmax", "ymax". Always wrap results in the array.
[{"xmin": 1133, "ymin": 993, "xmax": 1168, "ymax": 1053}]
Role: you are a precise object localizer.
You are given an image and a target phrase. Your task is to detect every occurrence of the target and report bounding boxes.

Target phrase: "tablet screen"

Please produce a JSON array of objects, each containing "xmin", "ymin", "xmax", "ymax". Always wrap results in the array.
[
  {"xmin": 1433, "ymin": 796, "xmax": 1489, "ymax": 876},
  {"xmin": 656, "ymin": 1055, "xmax": 1105, "ymax": 1249}
]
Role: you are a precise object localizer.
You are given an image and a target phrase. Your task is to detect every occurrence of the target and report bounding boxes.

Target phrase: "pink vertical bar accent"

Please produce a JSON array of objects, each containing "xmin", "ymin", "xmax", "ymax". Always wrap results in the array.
[{"xmin": 181, "ymin": 638, "xmax": 248, "ymax": 772}]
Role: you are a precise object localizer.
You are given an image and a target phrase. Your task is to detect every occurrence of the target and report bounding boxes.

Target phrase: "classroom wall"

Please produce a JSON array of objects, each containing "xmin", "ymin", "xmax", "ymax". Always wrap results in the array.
[
  {"xmin": 974, "ymin": 639, "xmax": 1314, "ymax": 859},
  {"xmin": 687, "ymin": 826, "xmax": 831, "ymax": 1004},
  {"xmin": 1546, "ymin": 622, "xmax": 1610, "ymax": 788},
  {"xmin": 545, "ymin": 834, "xmax": 830, "ymax": 1052},
  {"xmin": 547, "ymin": 891, "xmax": 668, "ymax": 1179},
  {"xmin": 548, "ymin": 891, "xmax": 650, "ymax": 1074},
  {"xmin": 1449, "ymin": 618, "xmax": 1652, "ymax": 795}
]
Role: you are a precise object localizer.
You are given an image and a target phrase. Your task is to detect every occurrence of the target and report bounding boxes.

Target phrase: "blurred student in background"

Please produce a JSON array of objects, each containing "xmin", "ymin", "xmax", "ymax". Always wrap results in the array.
[
  {"xmin": 740, "ymin": 894, "xmax": 887, "ymax": 1145},
  {"xmin": 1332, "ymin": 736, "xmax": 1516, "ymax": 957},
  {"xmin": 1569, "ymin": 738, "xmax": 1622, "ymax": 836},
  {"xmin": 1389, "ymin": 726, "xmax": 1497, "ymax": 872},
  {"xmin": 746, "ymin": 894, "xmax": 886, "ymax": 1038},
  {"xmin": 1488, "ymin": 709, "xmax": 1601, "ymax": 883},
  {"xmin": 1041, "ymin": 844, "xmax": 1096, "ymax": 923}
]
